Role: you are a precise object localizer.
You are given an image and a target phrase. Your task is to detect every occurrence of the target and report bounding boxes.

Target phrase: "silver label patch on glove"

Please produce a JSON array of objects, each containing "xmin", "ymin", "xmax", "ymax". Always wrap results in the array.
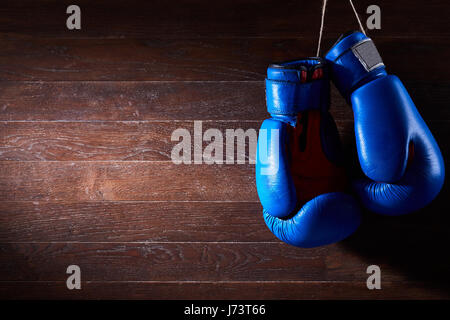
[{"xmin": 351, "ymin": 39, "xmax": 384, "ymax": 72}]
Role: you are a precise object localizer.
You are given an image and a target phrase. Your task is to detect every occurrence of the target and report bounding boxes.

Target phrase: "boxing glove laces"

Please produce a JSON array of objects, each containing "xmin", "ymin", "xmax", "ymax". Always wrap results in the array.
[
  {"xmin": 255, "ymin": 58, "xmax": 361, "ymax": 248},
  {"xmin": 325, "ymin": 31, "xmax": 445, "ymax": 215}
]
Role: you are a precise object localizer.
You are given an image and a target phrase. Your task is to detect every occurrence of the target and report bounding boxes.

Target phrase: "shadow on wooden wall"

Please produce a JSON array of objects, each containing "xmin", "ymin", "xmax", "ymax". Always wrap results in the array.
[{"xmin": 340, "ymin": 89, "xmax": 450, "ymax": 296}]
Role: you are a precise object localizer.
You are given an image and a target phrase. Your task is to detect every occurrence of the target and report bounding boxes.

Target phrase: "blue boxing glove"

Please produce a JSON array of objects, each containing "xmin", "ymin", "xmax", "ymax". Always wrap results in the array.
[
  {"xmin": 255, "ymin": 58, "xmax": 361, "ymax": 248},
  {"xmin": 325, "ymin": 31, "xmax": 445, "ymax": 215}
]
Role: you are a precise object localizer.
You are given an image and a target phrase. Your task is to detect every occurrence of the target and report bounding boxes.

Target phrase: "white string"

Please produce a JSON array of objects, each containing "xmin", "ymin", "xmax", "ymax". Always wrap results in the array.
[
  {"xmin": 316, "ymin": 0, "xmax": 328, "ymax": 57},
  {"xmin": 316, "ymin": 0, "xmax": 366, "ymax": 56},
  {"xmin": 349, "ymin": 0, "xmax": 366, "ymax": 35}
]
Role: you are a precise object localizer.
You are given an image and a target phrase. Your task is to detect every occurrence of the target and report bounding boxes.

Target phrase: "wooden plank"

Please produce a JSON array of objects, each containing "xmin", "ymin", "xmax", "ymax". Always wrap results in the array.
[
  {"xmin": 0, "ymin": 120, "xmax": 356, "ymax": 161},
  {"xmin": 0, "ymin": 81, "xmax": 446, "ymax": 121},
  {"xmin": 0, "ymin": 201, "xmax": 270, "ymax": 242},
  {"xmin": 0, "ymin": 81, "xmax": 350, "ymax": 121},
  {"xmin": 0, "ymin": 162, "xmax": 257, "ymax": 201},
  {"xmin": 0, "ymin": 242, "xmax": 408, "ymax": 282},
  {"xmin": 0, "ymin": 81, "xmax": 268, "ymax": 121},
  {"xmin": 0, "ymin": 38, "xmax": 448, "ymax": 81},
  {"xmin": 0, "ymin": 120, "xmax": 448, "ymax": 162},
  {"xmin": 0, "ymin": 121, "xmax": 259, "ymax": 161},
  {"xmin": 0, "ymin": 281, "xmax": 448, "ymax": 300},
  {"xmin": 0, "ymin": 240, "xmax": 447, "ymax": 285},
  {"xmin": 0, "ymin": 242, "xmax": 327, "ymax": 281},
  {"xmin": 0, "ymin": 0, "xmax": 448, "ymax": 38},
  {"xmin": 0, "ymin": 194, "xmax": 448, "ymax": 243}
]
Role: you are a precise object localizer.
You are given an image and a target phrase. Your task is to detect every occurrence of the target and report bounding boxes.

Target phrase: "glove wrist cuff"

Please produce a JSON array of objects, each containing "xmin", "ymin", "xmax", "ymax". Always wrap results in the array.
[
  {"xmin": 325, "ymin": 31, "xmax": 387, "ymax": 99},
  {"xmin": 265, "ymin": 58, "xmax": 330, "ymax": 125},
  {"xmin": 265, "ymin": 78, "xmax": 329, "ymax": 116}
]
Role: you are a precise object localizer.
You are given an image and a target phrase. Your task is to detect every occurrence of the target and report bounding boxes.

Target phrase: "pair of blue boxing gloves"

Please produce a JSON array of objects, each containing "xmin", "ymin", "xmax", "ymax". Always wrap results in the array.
[{"xmin": 255, "ymin": 31, "xmax": 445, "ymax": 248}]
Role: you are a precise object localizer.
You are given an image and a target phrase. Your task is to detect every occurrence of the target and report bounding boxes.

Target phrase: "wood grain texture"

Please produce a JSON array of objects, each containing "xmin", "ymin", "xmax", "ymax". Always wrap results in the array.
[
  {"xmin": 0, "ymin": 242, "xmax": 405, "ymax": 282},
  {"xmin": 0, "ymin": 201, "xmax": 268, "ymax": 242},
  {"xmin": 0, "ymin": 38, "xmax": 449, "ymax": 81},
  {"xmin": 0, "ymin": 120, "xmax": 357, "ymax": 161},
  {"xmin": 0, "ymin": 81, "xmax": 447, "ymax": 121},
  {"xmin": 1, "ymin": 281, "xmax": 448, "ymax": 300},
  {"xmin": 0, "ymin": 121, "xmax": 260, "ymax": 161},
  {"xmin": 0, "ymin": 120, "xmax": 448, "ymax": 161},
  {"xmin": 1, "ymin": 0, "xmax": 449, "ymax": 38},
  {"xmin": 1, "ymin": 0, "xmax": 449, "ymax": 300},
  {"xmin": 0, "ymin": 162, "xmax": 257, "ymax": 201},
  {"xmin": 0, "ymin": 81, "xmax": 268, "ymax": 120},
  {"xmin": 0, "ymin": 239, "xmax": 448, "ymax": 289},
  {"xmin": 1, "ymin": 197, "xmax": 447, "ymax": 243}
]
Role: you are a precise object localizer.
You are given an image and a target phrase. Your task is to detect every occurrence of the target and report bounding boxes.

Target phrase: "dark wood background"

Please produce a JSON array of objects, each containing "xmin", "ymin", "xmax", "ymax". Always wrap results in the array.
[{"xmin": 0, "ymin": 0, "xmax": 449, "ymax": 299}]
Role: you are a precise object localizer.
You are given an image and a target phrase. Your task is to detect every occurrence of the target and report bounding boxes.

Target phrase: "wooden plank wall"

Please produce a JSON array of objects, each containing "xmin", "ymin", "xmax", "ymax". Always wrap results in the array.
[{"xmin": 0, "ymin": 0, "xmax": 449, "ymax": 299}]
